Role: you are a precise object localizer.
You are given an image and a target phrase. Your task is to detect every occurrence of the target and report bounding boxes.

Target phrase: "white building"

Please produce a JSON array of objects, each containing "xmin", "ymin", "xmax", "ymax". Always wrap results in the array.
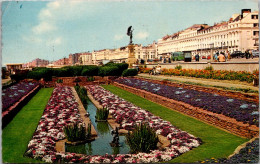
[
  {"xmin": 158, "ymin": 9, "xmax": 259, "ymax": 58},
  {"xmin": 92, "ymin": 42, "xmax": 158, "ymax": 64}
]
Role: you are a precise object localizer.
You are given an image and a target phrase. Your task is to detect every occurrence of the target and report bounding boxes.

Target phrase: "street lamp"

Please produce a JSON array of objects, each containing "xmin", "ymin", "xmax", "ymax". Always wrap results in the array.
[{"xmin": 210, "ymin": 43, "xmax": 214, "ymax": 62}]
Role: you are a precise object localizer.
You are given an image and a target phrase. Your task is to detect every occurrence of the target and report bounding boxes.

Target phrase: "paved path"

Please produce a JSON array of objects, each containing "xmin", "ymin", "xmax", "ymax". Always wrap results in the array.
[{"xmin": 138, "ymin": 73, "xmax": 259, "ymax": 92}]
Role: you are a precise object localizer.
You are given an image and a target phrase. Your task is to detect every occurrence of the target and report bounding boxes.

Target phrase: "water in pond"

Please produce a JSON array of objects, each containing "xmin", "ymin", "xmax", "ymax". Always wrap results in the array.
[{"xmin": 66, "ymin": 101, "xmax": 130, "ymax": 155}]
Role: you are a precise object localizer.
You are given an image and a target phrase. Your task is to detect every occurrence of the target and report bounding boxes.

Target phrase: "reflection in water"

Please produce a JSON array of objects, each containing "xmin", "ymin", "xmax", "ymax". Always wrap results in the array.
[
  {"xmin": 66, "ymin": 144, "xmax": 86, "ymax": 154},
  {"xmin": 66, "ymin": 101, "xmax": 130, "ymax": 155},
  {"xmin": 112, "ymin": 146, "xmax": 120, "ymax": 155},
  {"xmin": 86, "ymin": 142, "xmax": 92, "ymax": 155},
  {"xmin": 97, "ymin": 122, "xmax": 110, "ymax": 135}
]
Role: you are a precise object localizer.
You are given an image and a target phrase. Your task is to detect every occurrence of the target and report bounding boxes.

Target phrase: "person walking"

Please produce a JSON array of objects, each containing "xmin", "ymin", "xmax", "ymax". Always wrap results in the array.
[
  {"xmin": 245, "ymin": 50, "xmax": 249, "ymax": 59},
  {"xmin": 195, "ymin": 54, "xmax": 199, "ymax": 62},
  {"xmin": 227, "ymin": 51, "xmax": 231, "ymax": 61},
  {"xmin": 218, "ymin": 52, "xmax": 226, "ymax": 62}
]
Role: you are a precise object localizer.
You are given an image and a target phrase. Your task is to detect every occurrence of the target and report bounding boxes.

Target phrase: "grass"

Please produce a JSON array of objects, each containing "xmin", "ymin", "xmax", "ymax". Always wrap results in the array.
[
  {"xmin": 2, "ymin": 88, "xmax": 53, "ymax": 163},
  {"xmin": 102, "ymin": 85, "xmax": 248, "ymax": 163}
]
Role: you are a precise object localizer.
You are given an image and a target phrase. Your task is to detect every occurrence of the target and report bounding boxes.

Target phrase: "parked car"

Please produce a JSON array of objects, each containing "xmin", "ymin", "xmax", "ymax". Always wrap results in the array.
[
  {"xmin": 252, "ymin": 50, "xmax": 259, "ymax": 58},
  {"xmin": 231, "ymin": 51, "xmax": 244, "ymax": 58}
]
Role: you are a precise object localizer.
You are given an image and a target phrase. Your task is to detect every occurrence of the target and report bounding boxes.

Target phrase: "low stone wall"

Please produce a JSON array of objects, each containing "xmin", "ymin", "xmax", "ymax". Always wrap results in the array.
[
  {"xmin": 113, "ymin": 82, "xmax": 259, "ymax": 138},
  {"xmin": 49, "ymin": 76, "xmax": 118, "ymax": 87},
  {"xmin": 135, "ymin": 77, "xmax": 259, "ymax": 103},
  {"xmin": 145, "ymin": 61, "xmax": 259, "ymax": 73}
]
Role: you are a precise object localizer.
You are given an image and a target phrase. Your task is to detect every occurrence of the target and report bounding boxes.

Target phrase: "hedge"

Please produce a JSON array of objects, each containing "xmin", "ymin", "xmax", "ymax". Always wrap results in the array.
[
  {"xmin": 25, "ymin": 63, "xmax": 129, "ymax": 79},
  {"xmin": 122, "ymin": 69, "xmax": 138, "ymax": 77}
]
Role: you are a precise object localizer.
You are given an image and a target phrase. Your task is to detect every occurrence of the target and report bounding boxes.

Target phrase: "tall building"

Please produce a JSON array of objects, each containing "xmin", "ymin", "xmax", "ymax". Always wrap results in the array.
[
  {"xmin": 158, "ymin": 9, "xmax": 259, "ymax": 58},
  {"xmin": 79, "ymin": 52, "xmax": 93, "ymax": 65}
]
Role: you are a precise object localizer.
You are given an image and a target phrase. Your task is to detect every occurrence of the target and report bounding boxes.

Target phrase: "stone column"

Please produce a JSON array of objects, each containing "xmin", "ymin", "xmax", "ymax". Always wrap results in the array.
[{"xmin": 127, "ymin": 44, "xmax": 136, "ymax": 68}]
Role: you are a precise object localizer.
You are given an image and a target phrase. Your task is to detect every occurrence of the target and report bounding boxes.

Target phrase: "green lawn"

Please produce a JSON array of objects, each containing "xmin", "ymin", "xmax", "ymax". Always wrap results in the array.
[
  {"xmin": 2, "ymin": 88, "xmax": 53, "ymax": 163},
  {"xmin": 102, "ymin": 85, "xmax": 248, "ymax": 163}
]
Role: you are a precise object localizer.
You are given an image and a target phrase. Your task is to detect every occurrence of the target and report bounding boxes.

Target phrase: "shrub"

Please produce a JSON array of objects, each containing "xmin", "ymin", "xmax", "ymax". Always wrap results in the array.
[
  {"xmin": 175, "ymin": 65, "xmax": 182, "ymax": 70},
  {"xmin": 95, "ymin": 108, "xmax": 109, "ymax": 121},
  {"xmin": 56, "ymin": 79, "xmax": 63, "ymax": 83},
  {"xmin": 122, "ymin": 69, "xmax": 138, "ymax": 77},
  {"xmin": 63, "ymin": 122, "xmax": 88, "ymax": 142},
  {"xmin": 87, "ymin": 76, "xmax": 95, "ymax": 81},
  {"xmin": 204, "ymin": 65, "xmax": 213, "ymax": 71},
  {"xmin": 27, "ymin": 69, "xmax": 51, "ymax": 81},
  {"xmin": 81, "ymin": 66, "xmax": 99, "ymax": 76},
  {"xmin": 126, "ymin": 123, "xmax": 159, "ymax": 153},
  {"xmin": 104, "ymin": 63, "xmax": 129, "ymax": 76},
  {"xmin": 74, "ymin": 86, "xmax": 89, "ymax": 105},
  {"xmin": 98, "ymin": 66, "xmax": 119, "ymax": 77}
]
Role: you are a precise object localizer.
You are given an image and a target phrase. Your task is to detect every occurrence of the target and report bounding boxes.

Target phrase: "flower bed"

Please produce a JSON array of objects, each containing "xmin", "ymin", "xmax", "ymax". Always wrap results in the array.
[
  {"xmin": 25, "ymin": 86, "xmax": 82, "ymax": 162},
  {"xmin": 198, "ymin": 138, "xmax": 259, "ymax": 163},
  {"xmin": 161, "ymin": 68, "xmax": 259, "ymax": 83},
  {"xmin": 115, "ymin": 78, "xmax": 259, "ymax": 127},
  {"xmin": 2, "ymin": 81, "xmax": 39, "ymax": 112}
]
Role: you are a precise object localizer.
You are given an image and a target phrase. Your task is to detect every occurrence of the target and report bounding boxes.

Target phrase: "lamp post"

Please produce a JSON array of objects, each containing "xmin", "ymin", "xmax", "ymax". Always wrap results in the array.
[{"xmin": 210, "ymin": 43, "xmax": 214, "ymax": 62}]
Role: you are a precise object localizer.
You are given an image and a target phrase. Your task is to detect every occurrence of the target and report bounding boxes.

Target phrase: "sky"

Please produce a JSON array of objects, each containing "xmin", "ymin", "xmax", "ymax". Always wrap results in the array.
[{"xmin": 1, "ymin": 0, "xmax": 258, "ymax": 66}]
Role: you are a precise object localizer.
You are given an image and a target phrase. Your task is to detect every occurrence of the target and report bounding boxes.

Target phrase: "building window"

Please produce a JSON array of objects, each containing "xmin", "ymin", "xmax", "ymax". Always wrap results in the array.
[
  {"xmin": 253, "ymin": 23, "xmax": 259, "ymax": 27},
  {"xmin": 251, "ymin": 15, "xmax": 258, "ymax": 19},
  {"xmin": 253, "ymin": 31, "xmax": 259, "ymax": 36}
]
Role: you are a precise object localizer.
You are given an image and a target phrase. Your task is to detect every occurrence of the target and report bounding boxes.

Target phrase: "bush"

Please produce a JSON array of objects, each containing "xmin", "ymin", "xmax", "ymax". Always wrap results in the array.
[
  {"xmin": 98, "ymin": 66, "xmax": 119, "ymax": 77},
  {"xmin": 87, "ymin": 76, "xmax": 95, "ymax": 81},
  {"xmin": 74, "ymin": 86, "xmax": 89, "ymax": 105},
  {"xmin": 63, "ymin": 122, "xmax": 88, "ymax": 142},
  {"xmin": 122, "ymin": 69, "xmax": 138, "ymax": 77},
  {"xmin": 104, "ymin": 63, "xmax": 128, "ymax": 76},
  {"xmin": 95, "ymin": 108, "xmax": 109, "ymax": 121},
  {"xmin": 56, "ymin": 79, "xmax": 63, "ymax": 83},
  {"xmin": 81, "ymin": 66, "xmax": 99, "ymax": 76},
  {"xmin": 27, "ymin": 68, "xmax": 52, "ymax": 81},
  {"xmin": 126, "ymin": 123, "xmax": 158, "ymax": 153},
  {"xmin": 175, "ymin": 65, "xmax": 182, "ymax": 70},
  {"xmin": 204, "ymin": 65, "xmax": 213, "ymax": 71}
]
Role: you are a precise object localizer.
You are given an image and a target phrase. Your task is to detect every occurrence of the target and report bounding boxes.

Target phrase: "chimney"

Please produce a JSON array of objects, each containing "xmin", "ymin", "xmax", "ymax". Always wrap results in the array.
[
  {"xmin": 241, "ymin": 9, "xmax": 251, "ymax": 18},
  {"xmin": 232, "ymin": 13, "xmax": 240, "ymax": 20}
]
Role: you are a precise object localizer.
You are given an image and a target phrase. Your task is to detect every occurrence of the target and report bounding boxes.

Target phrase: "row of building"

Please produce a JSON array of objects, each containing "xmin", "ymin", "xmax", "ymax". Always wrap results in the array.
[{"xmin": 12, "ymin": 9, "xmax": 259, "ymax": 70}]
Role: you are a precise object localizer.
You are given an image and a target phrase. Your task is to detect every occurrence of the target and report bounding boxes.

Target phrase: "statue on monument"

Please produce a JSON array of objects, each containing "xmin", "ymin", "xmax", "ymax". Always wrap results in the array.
[{"xmin": 127, "ymin": 26, "xmax": 134, "ymax": 45}]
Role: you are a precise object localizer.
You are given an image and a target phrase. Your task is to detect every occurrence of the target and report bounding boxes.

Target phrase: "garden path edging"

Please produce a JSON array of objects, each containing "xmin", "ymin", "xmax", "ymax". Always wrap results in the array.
[{"xmin": 112, "ymin": 82, "xmax": 259, "ymax": 138}]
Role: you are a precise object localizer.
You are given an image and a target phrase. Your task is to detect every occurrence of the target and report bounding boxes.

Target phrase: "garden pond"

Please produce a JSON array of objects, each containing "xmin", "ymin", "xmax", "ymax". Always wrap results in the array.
[{"xmin": 66, "ymin": 101, "xmax": 130, "ymax": 155}]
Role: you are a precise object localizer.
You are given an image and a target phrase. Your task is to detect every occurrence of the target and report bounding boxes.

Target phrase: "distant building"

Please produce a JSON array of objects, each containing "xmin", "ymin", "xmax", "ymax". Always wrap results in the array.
[
  {"xmin": 23, "ymin": 58, "xmax": 49, "ymax": 68},
  {"xmin": 6, "ymin": 63, "xmax": 23, "ymax": 74},
  {"xmin": 158, "ymin": 9, "xmax": 259, "ymax": 58},
  {"xmin": 79, "ymin": 52, "xmax": 93, "ymax": 65},
  {"xmin": 53, "ymin": 58, "xmax": 69, "ymax": 66},
  {"xmin": 92, "ymin": 42, "xmax": 158, "ymax": 64}
]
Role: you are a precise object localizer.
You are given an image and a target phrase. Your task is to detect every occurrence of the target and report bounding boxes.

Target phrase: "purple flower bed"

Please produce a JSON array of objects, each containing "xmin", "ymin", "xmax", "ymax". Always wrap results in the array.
[
  {"xmin": 2, "ymin": 81, "xmax": 39, "ymax": 112},
  {"xmin": 25, "ymin": 86, "xmax": 201, "ymax": 163},
  {"xmin": 115, "ymin": 78, "xmax": 259, "ymax": 126}
]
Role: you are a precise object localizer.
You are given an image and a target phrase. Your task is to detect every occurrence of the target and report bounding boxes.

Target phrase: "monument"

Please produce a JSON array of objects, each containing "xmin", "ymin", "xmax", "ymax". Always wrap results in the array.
[{"xmin": 126, "ymin": 26, "xmax": 137, "ymax": 68}]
